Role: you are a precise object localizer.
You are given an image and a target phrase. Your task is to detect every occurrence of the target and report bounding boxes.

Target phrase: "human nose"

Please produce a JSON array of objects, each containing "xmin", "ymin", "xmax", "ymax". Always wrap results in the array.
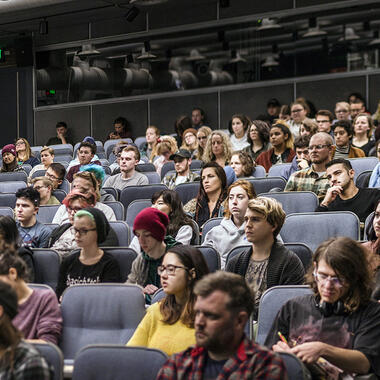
[{"xmin": 195, "ymin": 313, "xmax": 205, "ymax": 327}]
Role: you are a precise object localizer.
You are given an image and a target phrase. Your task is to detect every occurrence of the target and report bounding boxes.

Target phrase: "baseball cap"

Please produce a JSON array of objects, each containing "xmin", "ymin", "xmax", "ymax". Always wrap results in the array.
[{"xmin": 170, "ymin": 149, "xmax": 191, "ymax": 160}]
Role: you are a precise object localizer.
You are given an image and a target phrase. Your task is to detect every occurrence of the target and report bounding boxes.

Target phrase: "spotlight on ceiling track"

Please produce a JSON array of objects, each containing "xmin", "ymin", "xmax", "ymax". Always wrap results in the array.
[
  {"xmin": 369, "ymin": 30, "xmax": 380, "ymax": 47},
  {"xmin": 261, "ymin": 56, "xmax": 279, "ymax": 67},
  {"xmin": 77, "ymin": 43, "xmax": 100, "ymax": 57},
  {"xmin": 137, "ymin": 41, "xmax": 156, "ymax": 60},
  {"xmin": 229, "ymin": 50, "xmax": 246, "ymax": 63},
  {"xmin": 339, "ymin": 27, "xmax": 360, "ymax": 41},
  {"xmin": 125, "ymin": 6, "xmax": 140, "ymax": 22},
  {"xmin": 303, "ymin": 17, "xmax": 326, "ymax": 38},
  {"xmin": 186, "ymin": 49, "xmax": 205, "ymax": 62},
  {"xmin": 257, "ymin": 18, "xmax": 281, "ymax": 31},
  {"xmin": 39, "ymin": 19, "xmax": 48, "ymax": 35}
]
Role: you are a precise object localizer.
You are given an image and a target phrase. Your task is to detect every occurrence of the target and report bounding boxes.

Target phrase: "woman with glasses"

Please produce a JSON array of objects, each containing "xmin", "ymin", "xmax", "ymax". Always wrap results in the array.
[
  {"xmin": 56, "ymin": 207, "xmax": 121, "ymax": 299},
  {"xmin": 196, "ymin": 126, "xmax": 212, "ymax": 160},
  {"xmin": 369, "ymin": 141, "xmax": 380, "ymax": 188},
  {"xmin": 180, "ymin": 128, "xmax": 198, "ymax": 158},
  {"xmin": 334, "ymin": 102, "xmax": 351, "ymax": 121},
  {"xmin": 243, "ymin": 120, "xmax": 270, "ymax": 161},
  {"xmin": 15, "ymin": 138, "xmax": 40, "ymax": 167},
  {"xmin": 288, "ymin": 101, "xmax": 309, "ymax": 138},
  {"xmin": 28, "ymin": 146, "xmax": 55, "ymax": 179},
  {"xmin": 127, "ymin": 245, "xmax": 209, "ymax": 356}
]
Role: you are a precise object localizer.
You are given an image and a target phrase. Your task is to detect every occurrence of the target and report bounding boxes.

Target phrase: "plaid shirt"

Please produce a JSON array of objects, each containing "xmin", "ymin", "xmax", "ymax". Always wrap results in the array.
[
  {"xmin": 156, "ymin": 336, "xmax": 288, "ymax": 380},
  {"xmin": 284, "ymin": 166, "xmax": 330, "ymax": 202},
  {"xmin": 162, "ymin": 171, "xmax": 200, "ymax": 190}
]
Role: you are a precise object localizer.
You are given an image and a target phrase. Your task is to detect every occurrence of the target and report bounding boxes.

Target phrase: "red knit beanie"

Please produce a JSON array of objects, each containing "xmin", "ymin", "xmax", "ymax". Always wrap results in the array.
[{"xmin": 133, "ymin": 208, "xmax": 169, "ymax": 242}]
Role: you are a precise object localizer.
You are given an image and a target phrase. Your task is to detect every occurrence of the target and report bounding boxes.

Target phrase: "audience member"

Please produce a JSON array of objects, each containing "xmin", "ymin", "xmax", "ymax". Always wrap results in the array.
[
  {"xmin": 203, "ymin": 180, "xmax": 256, "ymax": 268},
  {"xmin": 288, "ymin": 100, "xmax": 309, "ymax": 137},
  {"xmin": 140, "ymin": 126, "xmax": 160, "ymax": 160},
  {"xmin": 352, "ymin": 113, "xmax": 375, "ymax": 156},
  {"xmin": 157, "ymin": 271, "xmax": 287, "ymax": 380},
  {"xmin": 266, "ymin": 237, "xmax": 380, "ymax": 378},
  {"xmin": 350, "ymin": 98, "xmax": 366, "ymax": 120},
  {"xmin": 66, "ymin": 140, "xmax": 101, "ymax": 182},
  {"xmin": 226, "ymin": 197, "xmax": 304, "ymax": 318},
  {"xmin": 331, "ymin": 120, "xmax": 365, "ymax": 159},
  {"xmin": 315, "ymin": 110, "xmax": 334, "ymax": 138},
  {"xmin": 202, "ymin": 130, "xmax": 233, "ymax": 167},
  {"xmin": 52, "ymin": 171, "xmax": 116, "ymax": 224},
  {"xmin": 230, "ymin": 151, "xmax": 255, "ymax": 178},
  {"xmin": 256, "ymin": 98, "xmax": 281, "ymax": 124},
  {"xmin": 15, "ymin": 138, "xmax": 40, "ymax": 167},
  {"xmin": 46, "ymin": 121, "xmax": 73, "ymax": 146},
  {"xmin": 28, "ymin": 146, "xmax": 55, "ymax": 179},
  {"xmin": 191, "ymin": 107, "xmax": 205, "ymax": 129},
  {"xmin": 228, "ymin": 114, "xmax": 251, "ymax": 151},
  {"xmin": 285, "ymin": 132, "xmax": 332, "ymax": 201},
  {"xmin": 279, "ymin": 104, "xmax": 291, "ymax": 121},
  {"xmin": 45, "ymin": 163, "xmax": 65, "ymax": 190},
  {"xmin": 256, "ymin": 120, "xmax": 295, "ymax": 172},
  {"xmin": 369, "ymin": 141, "xmax": 380, "ymax": 188},
  {"xmin": 15, "ymin": 187, "xmax": 50, "ymax": 248},
  {"xmin": 174, "ymin": 115, "xmax": 192, "ymax": 146},
  {"xmin": 184, "ymin": 162, "xmax": 227, "ymax": 229},
  {"xmin": 224, "ymin": 165, "xmax": 237, "ymax": 187},
  {"xmin": 180, "ymin": 128, "xmax": 198, "ymax": 158},
  {"xmin": 67, "ymin": 136, "xmax": 101, "ymax": 170},
  {"xmin": 56, "ymin": 208, "xmax": 121, "ymax": 299},
  {"xmin": 335, "ymin": 101, "xmax": 351, "ymax": 121},
  {"xmin": 0, "ymin": 252, "xmax": 62, "ymax": 344},
  {"xmin": 153, "ymin": 136, "xmax": 178, "ymax": 176},
  {"xmin": 31, "ymin": 177, "xmax": 60, "ymax": 205},
  {"xmin": 103, "ymin": 146, "xmax": 148, "ymax": 190},
  {"xmin": 196, "ymin": 126, "xmax": 212, "ymax": 160},
  {"xmin": 162, "ymin": 149, "xmax": 199, "ymax": 189},
  {"xmin": 282, "ymin": 135, "xmax": 310, "ymax": 181},
  {"xmin": 0, "ymin": 144, "xmax": 24, "ymax": 173},
  {"xmin": 243, "ymin": 120, "xmax": 270, "ymax": 161},
  {"xmin": 348, "ymin": 92, "xmax": 366, "ymax": 105},
  {"xmin": 299, "ymin": 119, "xmax": 318, "ymax": 137},
  {"xmin": 0, "ymin": 281, "xmax": 52, "ymax": 379},
  {"xmin": 108, "ymin": 140, "xmax": 134, "ymax": 174},
  {"xmin": 316, "ymin": 158, "xmax": 380, "ymax": 223},
  {"xmin": 127, "ymin": 245, "xmax": 209, "ymax": 355},
  {"xmin": 105, "ymin": 116, "xmax": 132, "ymax": 140},
  {"xmin": 127, "ymin": 208, "xmax": 180, "ymax": 301}
]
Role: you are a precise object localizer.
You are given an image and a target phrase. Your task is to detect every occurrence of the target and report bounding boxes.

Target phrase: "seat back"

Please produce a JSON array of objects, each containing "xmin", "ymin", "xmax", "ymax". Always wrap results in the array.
[
  {"xmin": 0, "ymin": 206, "xmax": 14, "ymax": 217},
  {"xmin": 161, "ymin": 161, "xmax": 175, "ymax": 179},
  {"xmin": 60, "ymin": 284, "xmax": 145, "ymax": 360},
  {"xmin": 109, "ymin": 221, "xmax": 131, "ymax": 246},
  {"xmin": 72, "ymin": 345, "xmax": 167, "ymax": 380},
  {"xmin": 225, "ymin": 245, "xmax": 251, "ymax": 267},
  {"xmin": 267, "ymin": 163, "xmax": 292, "ymax": 178},
  {"xmin": 279, "ymin": 352, "xmax": 309, "ymax": 380},
  {"xmin": 31, "ymin": 248, "xmax": 60, "ymax": 289},
  {"xmin": 145, "ymin": 171, "xmax": 161, "ymax": 184},
  {"xmin": 151, "ymin": 288, "xmax": 166, "ymax": 304},
  {"xmin": 120, "ymin": 184, "xmax": 167, "ymax": 210},
  {"xmin": 37, "ymin": 205, "xmax": 61, "ymax": 223},
  {"xmin": 252, "ymin": 165, "xmax": 266, "ymax": 177},
  {"xmin": 54, "ymin": 154, "xmax": 73, "ymax": 163},
  {"xmin": 33, "ymin": 342, "xmax": 64, "ymax": 380},
  {"xmin": 349, "ymin": 157, "xmax": 378, "ymax": 181},
  {"xmin": 136, "ymin": 163, "xmax": 156, "ymax": 172},
  {"xmin": 126, "ymin": 199, "xmax": 152, "ymax": 225},
  {"xmin": 246, "ymin": 177, "xmax": 286, "ymax": 194},
  {"xmin": 134, "ymin": 136, "xmax": 147, "ymax": 149},
  {"xmin": 201, "ymin": 217, "xmax": 223, "ymax": 243},
  {"xmin": 259, "ymin": 191, "xmax": 319, "ymax": 214},
  {"xmin": 31, "ymin": 169, "xmax": 47, "ymax": 179},
  {"xmin": 52, "ymin": 189, "xmax": 66, "ymax": 203},
  {"xmin": 355, "ymin": 170, "xmax": 372, "ymax": 188},
  {"xmin": 0, "ymin": 171, "xmax": 28, "ymax": 182},
  {"xmin": 280, "ymin": 211, "xmax": 360, "ymax": 252},
  {"xmin": 256, "ymin": 285, "xmax": 313, "ymax": 345},
  {"xmin": 364, "ymin": 211, "xmax": 374, "ymax": 240},
  {"xmin": 21, "ymin": 164, "xmax": 33, "ymax": 175},
  {"xmin": 102, "ymin": 187, "xmax": 119, "ymax": 201},
  {"xmin": 0, "ymin": 193, "xmax": 16, "ymax": 208},
  {"xmin": 194, "ymin": 245, "xmax": 220, "ymax": 272},
  {"xmin": 0, "ymin": 181, "xmax": 26, "ymax": 193},
  {"xmin": 104, "ymin": 139, "xmax": 133, "ymax": 158},
  {"xmin": 174, "ymin": 182, "xmax": 200, "ymax": 204},
  {"xmin": 190, "ymin": 160, "xmax": 203, "ymax": 169},
  {"xmin": 103, "ymin": 201, "xmax": 125, "ymax": 221},
  {"xmin": 283, "ymin": 243, "xmax": 313, "ymax": 270},
  {"xmin": 59, "ymin": 179, "xmax": 70, "ymax": 193},
  {"xmin": 48, "ymin": 144, "xmax": 74, "ymax": 156}
]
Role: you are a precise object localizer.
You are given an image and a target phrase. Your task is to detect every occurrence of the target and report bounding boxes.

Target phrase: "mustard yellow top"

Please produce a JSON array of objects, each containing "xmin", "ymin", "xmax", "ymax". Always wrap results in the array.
[{"xmin": 127, "ymin": 302, "xmax": 196, "ymax": 356}]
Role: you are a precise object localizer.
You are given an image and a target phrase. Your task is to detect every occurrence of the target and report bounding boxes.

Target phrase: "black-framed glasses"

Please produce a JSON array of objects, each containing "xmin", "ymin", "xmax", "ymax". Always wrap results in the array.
[
  {"xmin": 46, "ymin": 172, "xmax": 59, "ymax": 181},
  {"xmin": 309, "ymin": 144, "xmax": 330, "ymax": 151},
  {"xmin": 73, "ymin": 228, "xmax": 96, "ymax": 236},
  {"xmin": 157, "ymin": 264, "xmax": 188, "ymax": 276}
]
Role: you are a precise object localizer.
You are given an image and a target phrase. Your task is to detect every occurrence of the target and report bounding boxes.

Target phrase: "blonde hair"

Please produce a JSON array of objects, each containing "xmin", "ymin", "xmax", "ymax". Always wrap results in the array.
[
  {"xmin": 202, "ymin": 130, "xmax": 233, "ymax": 164},
  {"xmin": 353, "ymin": 113, "xmax": 375, "ymax": 139},
  {"xmin": 40, "ymin": 146, "xmax": 54, "ymax": 156},
  {"xmin": 196, "ymin": 126, "xmax": 212, "ymax": 160},
  {"xmin": 73, "ymin": 171, "xmax": 100, "ymax": 202},
  {"xmin": 150, "ymin": 135, "xmax": 178, "ymax": 162},
  {"xmin": 223, "ymin": 180, "xmax": 256, "ymax": 219},
  {"xmin": 335, "ymin": 101, "xmax": 351, "ymax": 112},
  {"xmin": 15, "ymin": 138, "xmax": 32, "ymax": 160},
  {"xmin": 31, "ymin": 176, "xmax": 54, "ymax": 189}
]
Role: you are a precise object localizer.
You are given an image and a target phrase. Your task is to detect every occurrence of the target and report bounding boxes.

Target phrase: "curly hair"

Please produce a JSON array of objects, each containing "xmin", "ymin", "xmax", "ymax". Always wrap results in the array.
[
  {"xmin": 247, "ymin": 120, "xmax": 270, "ymax": 147},
  {"xmin": 196, "ymin": 126, "xmax": 212, "ymax": 160},
  {"xmin": 150, "ymin": 135, "xmax": 178, "ymax": 163},
  {"xmin": 202, "ymin": 130, "xmax": 233, "ymax": 164},
  {"xmin": 223, "ymin": 179, "xmax": 256, "ymax": 219}
]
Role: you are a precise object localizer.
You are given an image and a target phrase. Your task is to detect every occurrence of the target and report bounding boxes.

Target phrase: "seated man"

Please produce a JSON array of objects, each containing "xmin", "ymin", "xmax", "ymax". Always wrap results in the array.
[
  {"xmin": 157, "ymin": 271, "xmax": 287, "ymax": 380},
  {"xmin": 331, "ymin": 120, "xmax": 365, "ymax": 159},
  {"xmin": 316, "ymin": 158, "xmax": 380, "ymax": 223},
  {"xmin": 46, "ymin": 121, "xmax": 73, "ymax": 146},
  {"xmin": 162, "ymin": 149, "xmax": 200, "ymax": 190},
  {"xmin": 31, "ymin": 177, "xmax": 60, "ymax": 205},
  {"xmin": 15, "ymin": 187, "xmax": 51, "ymax": 248},
  {"xmin": 315, "ymin": 110, "xmax": 335, "ymax": 139},
  {"xmin": 285, "ymin": 132, "xmax": 333, "ymax": 202},
  {"xmin": 226, "ymin": 197, "xmax": 304, "ymax": 319},
  {"xmin": 103, "ymin": 146, "xmax": 148, "ymax": 190},
  {"xmin": 45, "ymin": 162, "xmax": 65, "ymax": 190},
  {"xmin": 282, "ymin": 135, "xmax": 310, "ymax": 181},
  {"xmin": 266, "ymin": 237, "xmax": 380, "ymax": 378}
]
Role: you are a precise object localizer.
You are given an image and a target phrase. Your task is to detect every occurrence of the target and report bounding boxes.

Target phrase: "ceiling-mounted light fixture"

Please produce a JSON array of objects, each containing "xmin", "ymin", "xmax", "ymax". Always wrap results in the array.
[
  {"xmin": 77, "ymin": 43, "xmax": 100, "ymax": 57},
  {"xmin": 369, "ymin": 30, "xmax": 380, "ymax": 46},
  {"xmin": 186, "ymin": 49, "xmax": 205, "ymax": 61},
  {"xmin": 339, "ymin": 26, "xmax": 360, "ymax": 41},
  {"xmin": 303, "ymin": 17, "xmax": 326, "ymax": 38},
  {"xmin": 130, "ymin": 0, "xmax": 168, "ymax": 5},
  {"xmin": 39, "ymin": 18, "xmax": 48, "ymax": 35},
  {"xmin": 257, "ymin": 18, "xmax": 281, "ymax": 31},
  {"xmin": 229, "ymin": 50, "xmax": 246, "ymax": 63},
  {"xmin": 125, "ymin": 6, "xmax": 140, "ymax": 22},
  {"xmin": 137, "ymin": 41, "xmax": 156, "ymax": 60},
  {"xmin": 261, "ymin": 56, "xmax": 279, "ymax": 67}
]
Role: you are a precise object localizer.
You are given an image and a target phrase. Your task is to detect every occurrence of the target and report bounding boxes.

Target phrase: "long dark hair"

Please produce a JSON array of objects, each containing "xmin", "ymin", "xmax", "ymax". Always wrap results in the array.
[
  {"xmin": 1, "ymin": 155, "xmax": 18, "ymax": 173},
  {"xmin": 0, "ymin": 252, "xmax": 30, "ymax": 282},
  {"xmin": 247, "ymin": 120, "xmax": 270, "ymax": 147},
  {"xmin": 151, "ymin": 190, "xmax": 196, "ymax": 237},
  {"xmin": 160, "ymin": 245, "xmax": 209, "ymax": 327},
  {"xmin": 366, "ymin": 199, "xmax": 380, "ymax": 249},
  {"xmin": 0, "ymin": 216, "xmax": 21, "ymax": 251}
]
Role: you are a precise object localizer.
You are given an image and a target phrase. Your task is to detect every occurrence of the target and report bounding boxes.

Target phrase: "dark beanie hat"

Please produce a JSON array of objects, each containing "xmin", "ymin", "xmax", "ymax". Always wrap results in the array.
[
  {"xmin": 2, "ymin": 144, "xmax": 16, "ymax": 157},
  {"xmin": 0, "ymin": 281, "xmax": 18, "ymax": 320},
  {"xmin": 133, "ymin": 208, "xmax": 169, "ymax": 242},
  {"xmin": 75, "ymin": 207, "xmax": 110, "ymax": 244}
]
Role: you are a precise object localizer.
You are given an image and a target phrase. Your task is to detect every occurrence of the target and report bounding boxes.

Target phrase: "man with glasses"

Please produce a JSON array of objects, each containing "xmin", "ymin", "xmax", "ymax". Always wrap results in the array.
[
  {"xmin": 45, "ymin": 163, "xmax": 65, "ymax": 190},
  {"xmin": 31, "ymin": 176, "xmax": 60, "ymax": 205},
  {"xmin": 331, "ymin": 120, "xmax": 365, "ymax": 159},
  {"xmin": 285, "ymin": 132, "xmax": 333, "ymax": 201},
  {"xmin": 315, "ymin": 110, "xmax": 334, "ymax": 139},
  {"xmin": 266, "ymin": 237, "xmax": 380, "ymax": 378},
  {"xmin": 282, "ymin": 135, "xmax": 310, "ymax": 181}
]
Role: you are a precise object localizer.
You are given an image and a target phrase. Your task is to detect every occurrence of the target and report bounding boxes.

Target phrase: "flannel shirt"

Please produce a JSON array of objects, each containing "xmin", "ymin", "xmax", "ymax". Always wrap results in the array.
[
  {"xmin": 162, "ymin": 171, "xmax": 200, "ymax": 190},
  {"xmin": 156, "ymin": 336, "xmax": 288, "ymax": 380},
  {"xmin": 284, "ymin": 166, "xmax": 330, "ymax": 201}
]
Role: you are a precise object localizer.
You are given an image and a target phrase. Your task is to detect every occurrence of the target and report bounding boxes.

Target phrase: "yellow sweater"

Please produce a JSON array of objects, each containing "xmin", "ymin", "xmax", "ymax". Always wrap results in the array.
[{"xmin": 127, "ymin": 302, "xmax": 195, "ymax": 356}]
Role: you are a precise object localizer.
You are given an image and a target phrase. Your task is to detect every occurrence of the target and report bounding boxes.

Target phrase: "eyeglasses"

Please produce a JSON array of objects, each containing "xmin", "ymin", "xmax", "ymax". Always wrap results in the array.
[
  {"xmin": 15, "ymin": 141, "xmax": 25, "ymax": 146},
  {"xmin": 291, "ymin": 109, "xmax": 304, "ymax": 113},
  {"xmin": 157, "ymin": 264, "xmax": 188, "ymax": 276},
  {"xmin": 33, "ymin": 185, "xmax": 47, "ymax": 191},
  {"xmin": 308, "ymin": 144, "xmax": 330, "ymax": 151},
  {"xmin": 67, "ymin": 206, "xmax": 83, "ymax": 214},
  {"xmin": 197, "ymin": 136, "xmax": 207, "ymax": 141},
  {"xmin": 46, "ymin": 172, "xmax": 59, "ymax": 181},
  {"xmin": 313, "ymin": 271, "xmax": 344, "ymax": 288},
  {"xmin": 73, "ymin": 228, "xmax": 96, "ymax": 236}
]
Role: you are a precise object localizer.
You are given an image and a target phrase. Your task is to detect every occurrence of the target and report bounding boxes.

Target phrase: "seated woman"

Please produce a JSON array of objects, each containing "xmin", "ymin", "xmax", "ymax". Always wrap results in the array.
[
  {"xmin": 1, "ymin": 144, "xmax": 25, "ymax": 173},
  {"xmin": 52, "ymin": 171, "xmax": 116, "ymax": 224},
  {"xmin": 299, "ymin": 119, "xmax": 318, "ymax": 138},
  {"xmin": 352, "ymin": 113, "xmax": 375, "ymax": 156},
  {"xmin": 127, "ymin": 245, "xmax": 209, "ymax": 356},
  {"xmin": 202, "ymin": 130, "xmax": 233, "ymax": 167},
  {"xmin": 243, "ymin": 120, "xmax": 270, "ymax": 161},
  {"xmin": 130, "ymin": 190, "xmax": 197, "ymax": 253},
  {"xmin": 28, "ymin": 146, "xmax": 54, "ymax": 179},
  {"xmin": 0, "ymin": 281, "xmax": 51, "ymax": 380},
  {"xmin": 31, "ymin": 177, "xmax": 60, "ymax": 205},
  {"xmin": 256, "ymin": 120, "xmax": 295, "ymax": 172},
  {"xmin": 230, "ymin": 151, "xmax": 255, "ymax": 178},
  {"xmin": 202, "ymin": 180, "xmax": 256, "ymax": 269},
  {"xmin": 56, "ymin": 208, "xmax": 121, "ymax": 299},
  {"xmin": 152, "ymin": 136, "xmax": 178, "ymax": 176},
  {"xmin": 369, "ymin": 140, "xmax": 380, "ymax": 188},
  {"xmin": 0, "ymin": 251, "xmax": 62, "ymax": 344},
  {"xmin": 127, "ymin": 208, "xmax": 180, "ymax": 301},
  {"xmin": 184, "ymin": 162, "xmax": 227, "ymax": 229},
  {"xmin": 180, "ymin": 128, "xmax": 198, "ymax": 158},
  {"xmin": 141, "ymin": 125, "xmax": 160, "ymax": 160},
  {"xmin": 15, "ymin": 138, "xmax": 40, "ymax": 167},
  {"xmin": 228, "ymin": 114, "xmax": 251, "ymax": 151},
  {"xmin": 196, "ymin": 126, "xmax": 212, "ymax": 161}
]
